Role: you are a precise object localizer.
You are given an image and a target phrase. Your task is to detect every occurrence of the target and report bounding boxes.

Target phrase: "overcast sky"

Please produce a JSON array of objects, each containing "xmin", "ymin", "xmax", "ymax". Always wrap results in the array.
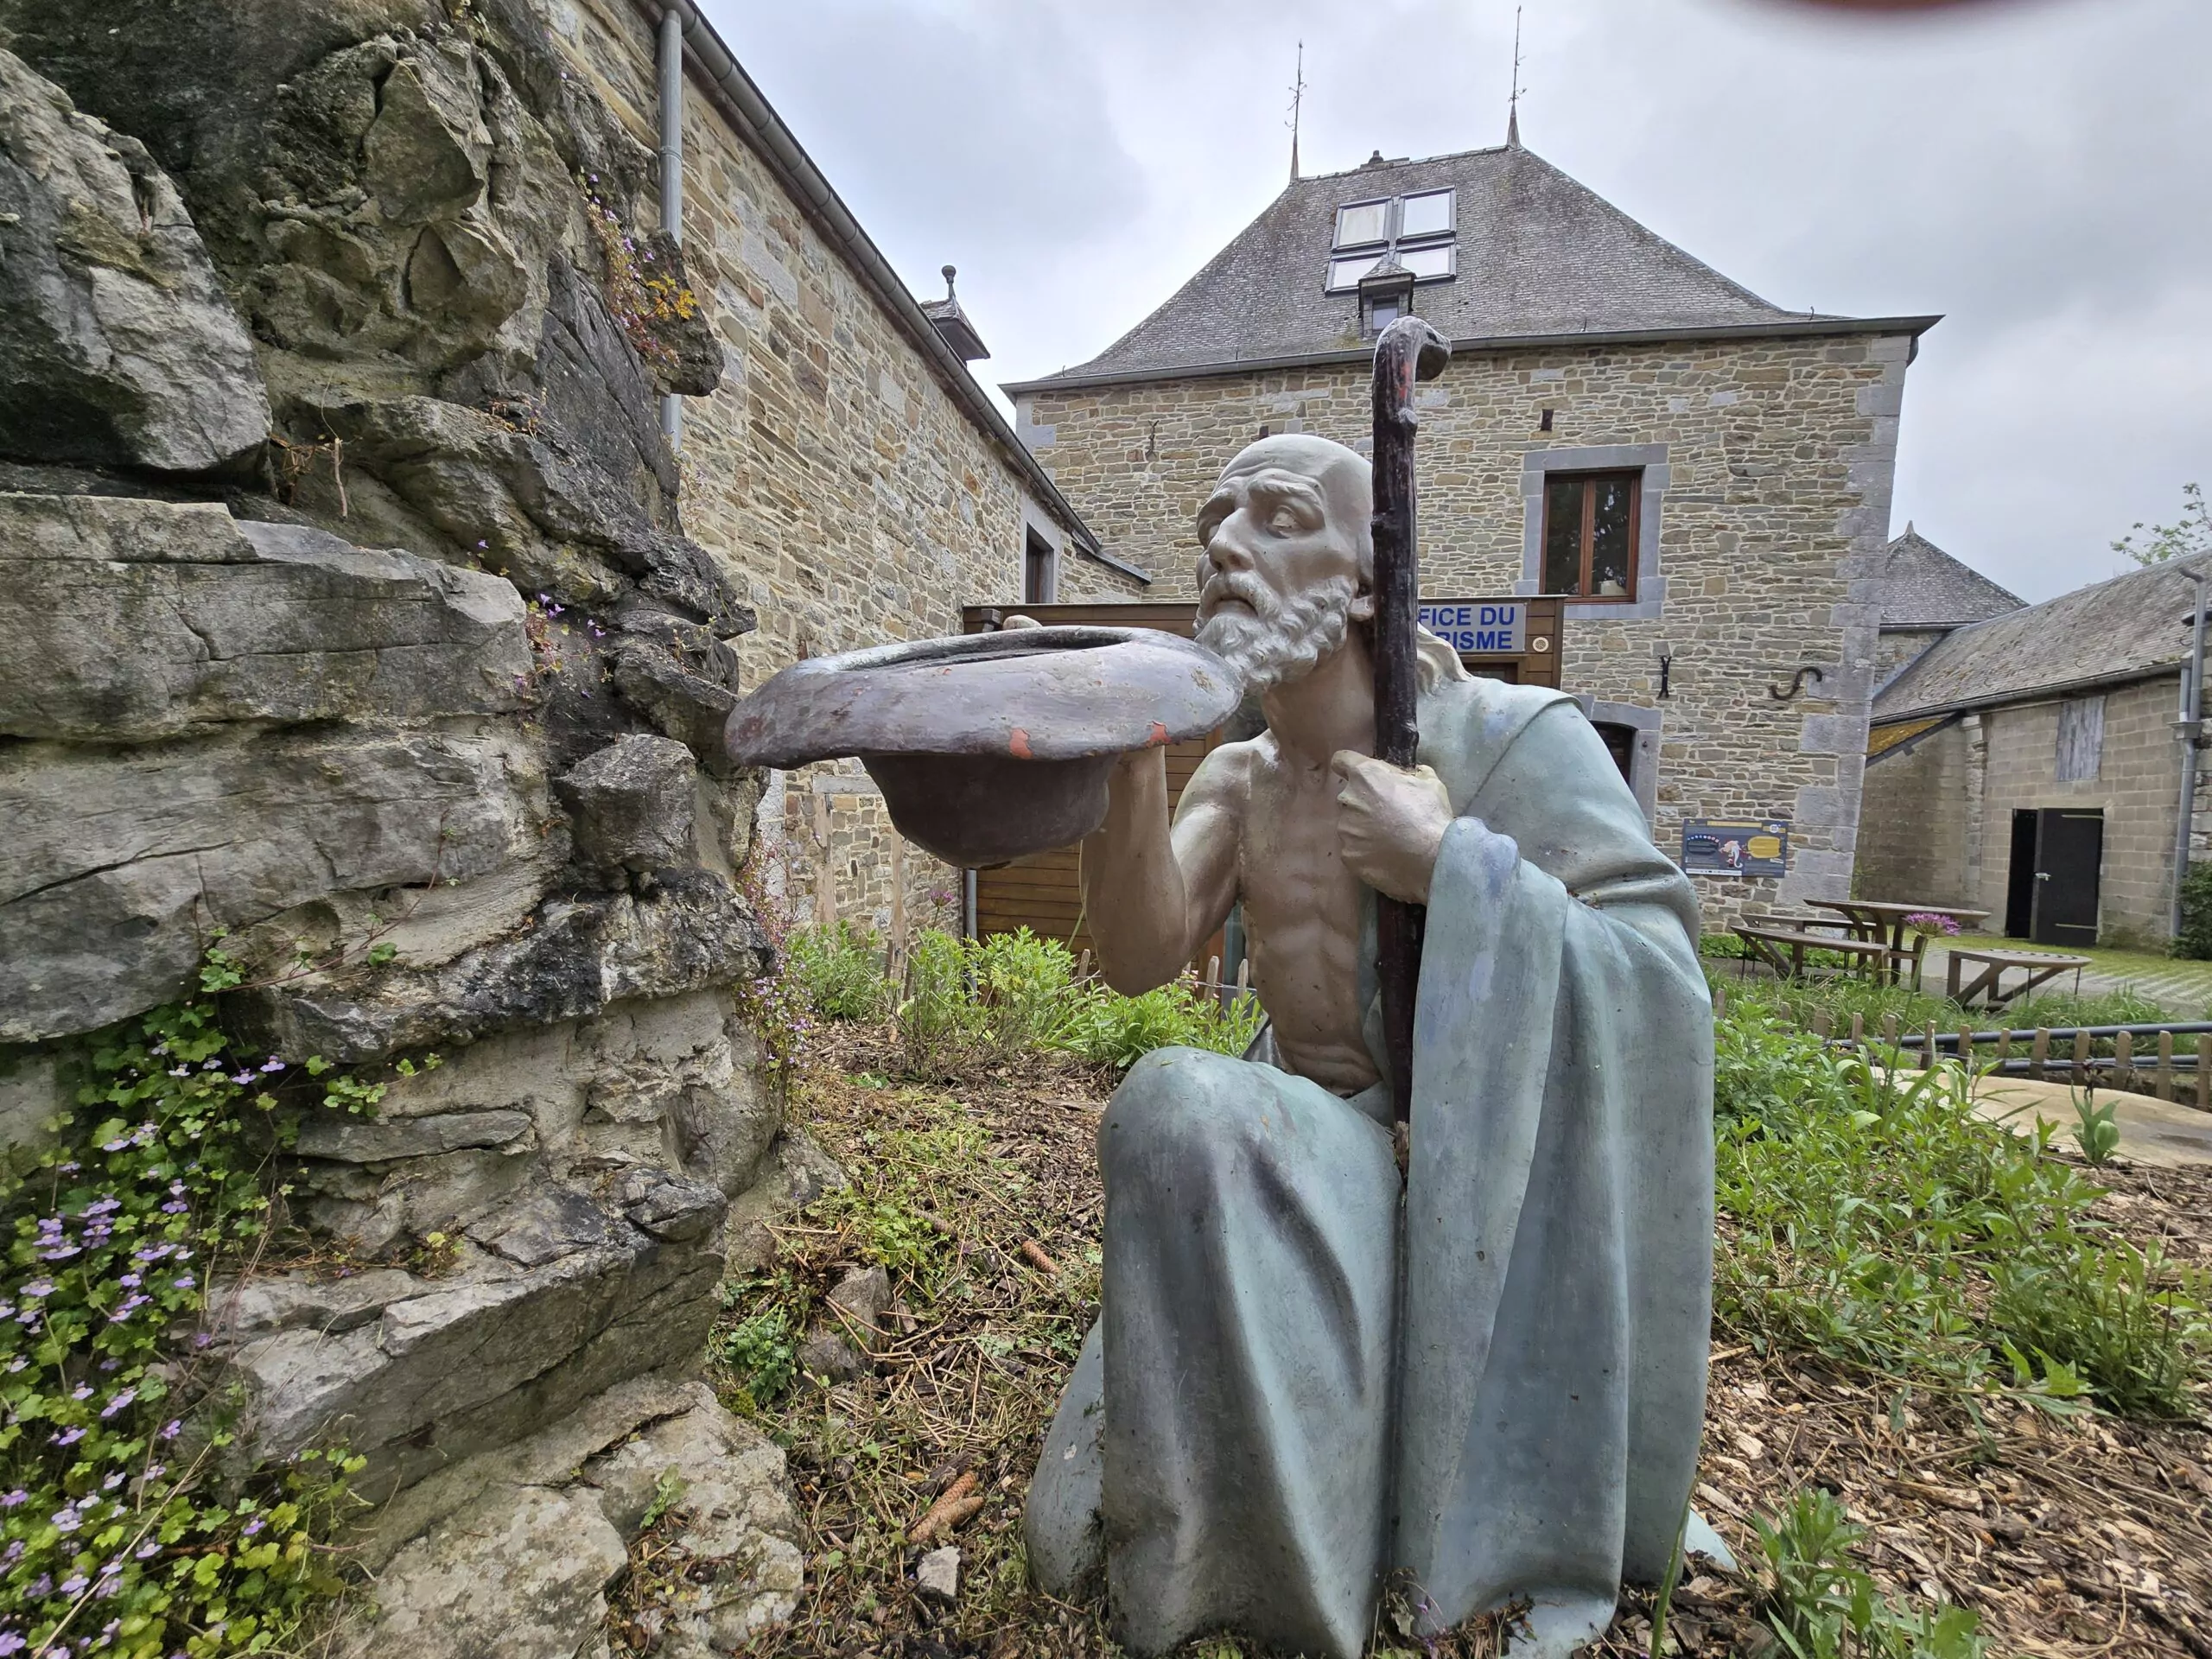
[{"xmin": 705, "ymin": 0, "xmax": 2210, "ymax": 604}]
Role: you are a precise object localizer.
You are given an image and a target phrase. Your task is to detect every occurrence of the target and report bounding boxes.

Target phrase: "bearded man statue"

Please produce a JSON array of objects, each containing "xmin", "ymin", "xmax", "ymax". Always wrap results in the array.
[{"xmin": 1022, "ymin": 433, "xmax": 1717, "ymax": 1658}]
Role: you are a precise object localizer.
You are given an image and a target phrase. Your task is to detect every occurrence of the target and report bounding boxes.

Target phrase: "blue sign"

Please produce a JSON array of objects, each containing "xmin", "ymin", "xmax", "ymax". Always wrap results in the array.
[{"xmin": 1419, "ymin": 601, "xmax": 1525, "ymax": 654}]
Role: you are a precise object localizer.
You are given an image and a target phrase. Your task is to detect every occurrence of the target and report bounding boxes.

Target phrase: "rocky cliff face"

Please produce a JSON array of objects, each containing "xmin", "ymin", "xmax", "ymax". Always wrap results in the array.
[{"xmin": 0, "ymin": 1, "xmax": 811, "ymax": 1649}]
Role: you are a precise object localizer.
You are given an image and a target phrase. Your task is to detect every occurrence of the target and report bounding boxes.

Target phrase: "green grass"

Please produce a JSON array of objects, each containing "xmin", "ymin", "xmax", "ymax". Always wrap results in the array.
[{"xmin": 1713, "ymin": 1002, "xmax": 2209, "ymax": 1414}]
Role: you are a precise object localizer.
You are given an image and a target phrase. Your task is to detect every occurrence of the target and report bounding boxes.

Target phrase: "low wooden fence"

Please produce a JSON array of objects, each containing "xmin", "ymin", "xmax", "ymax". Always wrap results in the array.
[{"xmin": 1714, "ymin": 985, "xmax": 2212, "ymax": 1109}]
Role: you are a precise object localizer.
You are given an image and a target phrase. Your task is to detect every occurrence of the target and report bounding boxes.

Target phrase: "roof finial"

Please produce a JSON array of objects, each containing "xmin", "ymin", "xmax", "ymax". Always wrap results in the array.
[
  {"xmin": 941, "ymin": 264, "xmax": 957, "ymax": 301},
  {"xmin": 1506, "ymin": 5, "xmax": 1525, "ymax": 148},
  {"xmin": 1286, "ymin": 41, "xmax": 1306, "ymax": 184}
]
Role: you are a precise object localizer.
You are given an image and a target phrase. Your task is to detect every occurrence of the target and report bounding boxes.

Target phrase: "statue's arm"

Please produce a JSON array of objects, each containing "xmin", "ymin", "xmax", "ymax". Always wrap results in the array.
[{"xmin": 1078, "ymin": 742, "xmax": 1246, "ymax": 995}]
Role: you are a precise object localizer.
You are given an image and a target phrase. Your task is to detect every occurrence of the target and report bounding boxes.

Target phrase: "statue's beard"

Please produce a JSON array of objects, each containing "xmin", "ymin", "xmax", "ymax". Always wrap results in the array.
[{"xmin": 1194, "ymin": 572, "xmax": 1359, "ymax": 694}]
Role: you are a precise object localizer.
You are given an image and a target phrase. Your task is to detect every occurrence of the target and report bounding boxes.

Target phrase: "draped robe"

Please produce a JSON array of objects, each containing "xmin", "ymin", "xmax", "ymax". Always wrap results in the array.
[{"xmin": 1025, "ymin": 673, "xmax": 1716, "ymax": 1658}]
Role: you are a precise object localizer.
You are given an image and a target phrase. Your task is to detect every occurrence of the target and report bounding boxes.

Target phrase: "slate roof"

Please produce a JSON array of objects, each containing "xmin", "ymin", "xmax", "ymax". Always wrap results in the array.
[
  {"xmin": 1873, "ymin": 552, "xmax": 2209, "ymax": 721},
  {"xmin": 1009, "ymin": 143, "xmax": 1936, "ymax": 389},
  {"xmin": 1869, "ymin": 525, "xmax": 2024, "ymax": 631}
]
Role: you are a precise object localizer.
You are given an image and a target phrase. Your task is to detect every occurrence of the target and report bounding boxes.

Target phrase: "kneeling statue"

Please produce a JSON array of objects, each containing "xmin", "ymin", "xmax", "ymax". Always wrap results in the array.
[{"xmin": 1024, "ymin": 433, "xmax": 1716, "ymax": 1657}]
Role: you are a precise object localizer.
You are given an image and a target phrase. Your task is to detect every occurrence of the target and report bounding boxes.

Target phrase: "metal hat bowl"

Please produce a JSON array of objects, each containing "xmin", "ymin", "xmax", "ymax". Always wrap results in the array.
[{"xmin": 723, "ymin": 627, "xmax": 1242, "ymax": 868}]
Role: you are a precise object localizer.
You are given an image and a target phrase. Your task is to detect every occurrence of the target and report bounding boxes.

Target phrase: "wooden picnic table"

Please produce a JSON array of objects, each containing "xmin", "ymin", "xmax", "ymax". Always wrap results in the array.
[
  {"xmin": 1805, "ymin": 899, "xmax": 1991, "ymax": 989},
  {"xmin": 1945, "ymin": 944, "xmax": 2090, "ymax": 1009},
  {"xmin": 1731, "ymin": 922, "xmax": 1891, "ymax": 983}
]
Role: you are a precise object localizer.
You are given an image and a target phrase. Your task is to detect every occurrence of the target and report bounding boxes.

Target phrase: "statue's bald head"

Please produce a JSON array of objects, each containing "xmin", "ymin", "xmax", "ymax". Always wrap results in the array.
[{"xmin": 1214, "ymin": 434, "xmax": 1374, "ymax": 588}]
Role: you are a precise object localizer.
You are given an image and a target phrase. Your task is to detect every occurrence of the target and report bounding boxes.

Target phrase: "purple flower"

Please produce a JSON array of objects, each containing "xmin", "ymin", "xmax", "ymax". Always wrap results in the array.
[
  {"xmin": 229, "ymin": 1070, "xmax": 254, "ymax": 1085},
  {"xmin": 28, "ymin": 1575, "xmax": 51, "ymax": 1597},
  {"xmin": 100, "ymin": 1388, "xmax": 136, "ymax": 1418},
  {"xmin": 101, "ymin": 1472, "xmax": 123, "ymax": 1491},
  {"xmin": 119, "ymin": 1274, "xmax": 141, "ymax": 1289},
  {"xmin": 95, "ymin": 1573, "xmax": 120, "ymax": 1599},
  {"xmin": 22, "ymin": 1281, "xmax": 53, "ymax": 1300},
  {"xmin": 172, "ymin": 1274, "xmax": 194, "ymax": 1290},
  {"xmin": 72, "ymin": 1383, "xmax": 92, "ymax": 1400},
  {"xmin": 0, "ymin": 1490, "xmax": 23, "ymax": 1506},
  {"xmin": 134, "ymin": 1541, "xmax": 159, "ymax": 1559},
  {"xmin": 242, "ymin": 1516, "xmax": 264, "ymax": 1536},
  {"xmin": 143, "ymin": 1463, "xmax": 163, "ymax": 1481},
  {"xmin": 99, "ymin": 1138, "xmax": 128, "ymax": 1153},
  {"xmin": 167, "ymin": 1181, "xmax": 184, "ymax": 1196},
  {"xmin": 0, "ymin": 1634, "xmax": 22, "ymax": 1656},
  {"xmin": 160, "ymin": 1201, "xmax": 188, "ymax": 1215},
  {"xmin": 59, "ymin": 1573, "xmax": 87, "ymax": 1596},
  {"xmin": 4, "ymin": 1357, "xmax": 24, "ymax": 1372},
  {"xmin": 158, "ymin": 1420, "xmax": 181, "ymax": 1441},
  {"xmin": 84, "ymin": 1198, "xmax": 119, "ymax": 1217},
  {"xmin": 1, "ymin": 1540, "xmax": 19, "ymax": 1565},
  {"xmin": 167, "ymin": 1067, "xmax": 188, "ymax": 1078},
  {"xmin": 53, "ymin": 1505, "xmax": 81, "ymax": 1532},
  {"xmin": 54, "ymin": 1161, "xmax": 79, "ymax": 1174},
  {"xmin": 52, "ymin": 1427, "xmax": 85, "ymax": 1446},
  {"xmin": 261, "ymin": 1057, "xmax": 285, "ymax": 1072}
]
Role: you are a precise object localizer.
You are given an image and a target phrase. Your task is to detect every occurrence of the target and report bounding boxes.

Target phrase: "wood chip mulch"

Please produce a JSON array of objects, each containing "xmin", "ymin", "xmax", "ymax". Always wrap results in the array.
[{"xmin": 701, "ymin": 1026, "xmax": 2210, "ymax": 1658}]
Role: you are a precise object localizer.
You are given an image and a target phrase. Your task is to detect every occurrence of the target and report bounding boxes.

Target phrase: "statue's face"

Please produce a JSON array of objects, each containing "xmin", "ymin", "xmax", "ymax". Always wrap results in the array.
[{"xmin": 1193, "ymin": 435, "xmax": 1372, "ymax": 691}]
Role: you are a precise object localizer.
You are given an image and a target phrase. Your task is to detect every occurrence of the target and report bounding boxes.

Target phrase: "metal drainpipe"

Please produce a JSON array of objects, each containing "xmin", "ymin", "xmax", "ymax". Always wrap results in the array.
[
  {"xmin": 656, "ymin": 4, "xmax": 684, "ymax": 448},
  {"xmin": 2170, "ymin": 569, "xmax": 2206, "ymax": 938}
]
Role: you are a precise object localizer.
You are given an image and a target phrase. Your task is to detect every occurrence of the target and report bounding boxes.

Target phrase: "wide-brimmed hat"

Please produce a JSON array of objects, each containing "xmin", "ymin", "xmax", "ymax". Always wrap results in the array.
[{"xmin": 724, "ymin": 627, "xmax": 1241, "ymax": 867}]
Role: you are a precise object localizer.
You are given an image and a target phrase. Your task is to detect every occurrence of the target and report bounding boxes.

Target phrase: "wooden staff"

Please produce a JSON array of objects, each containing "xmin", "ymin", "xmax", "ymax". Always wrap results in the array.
[{"xmin": 1370, "ymin": 316, "xmax": 1452, "ymax": 1127}]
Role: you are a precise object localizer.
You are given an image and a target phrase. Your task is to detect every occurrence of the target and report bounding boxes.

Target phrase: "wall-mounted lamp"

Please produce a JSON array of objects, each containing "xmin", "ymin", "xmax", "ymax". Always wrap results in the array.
[
  {"xmin": 1768, "ymin": 664, "xmax": 1827, "ymax": 702},
  {"xmin": 1656, "ymin": 639, "xmax": 1674, "ymax": 701}
]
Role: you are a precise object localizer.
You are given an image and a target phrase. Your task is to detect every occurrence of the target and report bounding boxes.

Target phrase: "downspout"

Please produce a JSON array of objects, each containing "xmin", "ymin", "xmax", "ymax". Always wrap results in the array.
[
  {"xmin": 656, "ymin": 4, "xmax": 685, "ymax": 448},
  {"xmin": 2170, "ymin": 569, "xmax": 2206, "ymax": 938}
]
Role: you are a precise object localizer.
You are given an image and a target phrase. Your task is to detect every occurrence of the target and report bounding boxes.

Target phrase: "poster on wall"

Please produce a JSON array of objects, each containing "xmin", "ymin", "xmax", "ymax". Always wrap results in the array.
[{"xmin": 1682, "ymin": 818, "xmax": 1789, "ymax": 878}]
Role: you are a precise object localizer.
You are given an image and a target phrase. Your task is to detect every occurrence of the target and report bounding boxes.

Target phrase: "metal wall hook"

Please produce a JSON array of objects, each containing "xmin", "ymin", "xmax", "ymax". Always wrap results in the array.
[{"xmin": 1768, "ymin": 664, "xmax": 1827, "ymax": 701}]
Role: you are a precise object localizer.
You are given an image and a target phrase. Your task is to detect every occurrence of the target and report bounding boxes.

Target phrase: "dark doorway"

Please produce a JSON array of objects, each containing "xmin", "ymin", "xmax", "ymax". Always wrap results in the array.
[
  {"xmin": 2032, "ymin": 810, "xmax": 2103, "ymax": 947},
  {"xmin": 2005, "ymin": 810, "xmax": 2037, "ymax": 938},
  {"xmin": 1022, "ymin": 528, "xmax": 1055, "ymax": 604},
  {"xmin": 1592, "ymin": 721, "xmax": 1637, "ymax": 787},
  {"xmin": 2006, "ymin": 808, "xmax": 2104, "ymax": 945}
]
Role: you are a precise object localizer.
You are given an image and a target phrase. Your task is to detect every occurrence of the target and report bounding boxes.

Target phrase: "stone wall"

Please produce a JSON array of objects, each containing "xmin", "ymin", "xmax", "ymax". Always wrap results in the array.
[
  {"xmin": 556, "ymin": 0, "xmax": 1144, "ymax": 944},
  {"xmin": 0, "ymin": 7, "xmax": 866, "ymax": 1648},
  {"xmin": 1853, "ymin": 719, "xmax": 1977, "ymax": 906},
  {"xmin": 1859, "ymin": 677, "xmax": 2191, "ymax": 944},
  {"xmin": 1015, "ymin": 328, "xmax": 1913, "ymax": 926},
  {"xmin": 1978, "ymin": 678, "xmax": 2184, "ymax": 944}
]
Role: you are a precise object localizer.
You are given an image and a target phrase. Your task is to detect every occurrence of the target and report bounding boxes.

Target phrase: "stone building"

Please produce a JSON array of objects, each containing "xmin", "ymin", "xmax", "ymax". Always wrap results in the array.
[
  {"xmin": 557, "ymin": 0, "xmax": 1149, "ymax": 938},
  {"xmin": 1008, "ymin": 137, "xmax": 1937, "ymax": 924},
  {"xmin": 1857, "ymin": 553, "xmax": 2209, "ymax": 948},
  {"xmin": 1866, "ymin": 524, "xmax": 2025, "ymax": 678}
]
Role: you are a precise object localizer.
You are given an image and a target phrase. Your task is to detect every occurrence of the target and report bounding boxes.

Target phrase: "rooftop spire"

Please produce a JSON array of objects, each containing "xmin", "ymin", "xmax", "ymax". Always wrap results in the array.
[
  {"xmin": 1506, "ymin": 5, "xmax": 1525, "ymax": 148},
  {"xmin": 1287, "ymin": 41, "xmax": 1306, "ymax": 183}
]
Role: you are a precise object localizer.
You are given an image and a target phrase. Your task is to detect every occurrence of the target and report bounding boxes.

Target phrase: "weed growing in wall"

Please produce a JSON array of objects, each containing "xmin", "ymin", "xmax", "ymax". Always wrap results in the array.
[{"xmin": 0, "ymin": 953, "xmax": 391, "ymax": 1658}]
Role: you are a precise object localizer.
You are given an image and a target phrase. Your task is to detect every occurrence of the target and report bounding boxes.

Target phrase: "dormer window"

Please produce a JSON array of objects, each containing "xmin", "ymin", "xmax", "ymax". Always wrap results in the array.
[{"xmin": 1326, "ymin": 188, "xmax": 1456, "ymax": 291}]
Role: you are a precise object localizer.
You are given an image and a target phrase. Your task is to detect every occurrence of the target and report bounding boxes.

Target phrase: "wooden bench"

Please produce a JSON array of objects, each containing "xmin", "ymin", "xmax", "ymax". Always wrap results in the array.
[
  {"xmin": 1944, "ymin": 946, "xmax": 2090, "ymax": 1009},
  {"xmin": 1732, "ymin": 923, "xmax": 1891, "ymax": 983}
]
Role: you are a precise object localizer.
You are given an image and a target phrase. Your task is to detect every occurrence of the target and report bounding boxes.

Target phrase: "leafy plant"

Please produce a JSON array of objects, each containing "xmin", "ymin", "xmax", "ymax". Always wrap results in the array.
[
  {"xmin": 1990, "ymin": 1242, "xmax": 2207, "ymax": 1418},
  {"xmin": 787, "ymin": 921, "xmax": 893, "ymax": 1023},
  {"xmin": 640, "ymin": 1469, "xmax": 689, "ymax": 1530},
  {"xmin": 2177, "ymin": 861, "xmax": 2212, "ymax": 962},
  {"xmin": 0, "ymin": 969, "xmax": 378, "ymax": 1658},
  {"xmin": 2068, "ymin": 1087, "xmax": 2120, "ymax": 1166},
  {"xmin": 1711, "ymin": 1003, "xmax": 2208, "ymax": 1413},
  {"xmin": 717, "ymin": 1301, "xmax": 798, "ymax": 1408},
  {"xmin": 1753, "ymin": 1488, "xmax": 1986, "ymax": 1659}
]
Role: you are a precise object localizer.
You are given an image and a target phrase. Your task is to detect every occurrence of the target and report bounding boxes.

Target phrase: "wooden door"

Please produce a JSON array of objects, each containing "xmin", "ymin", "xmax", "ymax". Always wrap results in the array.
[{"xmin": 2031, "ymin": 808, "xmax": 2103, "ymax": 948}]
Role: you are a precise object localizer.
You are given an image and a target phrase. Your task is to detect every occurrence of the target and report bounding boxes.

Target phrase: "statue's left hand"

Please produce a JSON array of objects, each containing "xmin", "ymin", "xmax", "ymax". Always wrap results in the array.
[{"xmin": 1330, "ymin": 751, "xmax": 1456, "ymax": 904}]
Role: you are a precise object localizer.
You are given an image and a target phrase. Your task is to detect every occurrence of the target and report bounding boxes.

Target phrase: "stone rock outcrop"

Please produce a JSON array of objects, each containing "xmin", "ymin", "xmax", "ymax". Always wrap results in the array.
[
  {"xmin": 0, "ymin": 13, "xmax": 817, "ymax": 1654},
  {"xmin": 0, "ymin": 49, "xmax": 270, "ymax": 473},
  {"xmin": 332, "ymin": 1376, "xmax": 803, "ymax": 1659}
]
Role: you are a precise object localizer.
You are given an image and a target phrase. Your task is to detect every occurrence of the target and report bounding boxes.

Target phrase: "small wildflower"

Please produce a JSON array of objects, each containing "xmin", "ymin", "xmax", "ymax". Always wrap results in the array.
[
  {"xmin": 119, "ymin": 1273, "xmax": 141, "ymax": 1288},
  {"xmin": 0, "ymin": 1490, "xmax": 24, "ymax": 1506},
  {"xmin": 242, "ymin": 1516, "xmax": 265, "ymax": 1536},
  {"xmin": 159, "ymin": 1419, "xmax": 181, "ymax": 1440},
  {"xmin": 59, "ymin": 1573, "xmax": 88, "ymax": 1597},
  {"xmin": 0, "ymin": 1634, "xmax": 22, "ymax": 1657},
  {"xmin": 22, "ymin": 1280, "xmax": 53, "ymax": 1300},
  {"xmin": 53, "ymin": 1505, "xmax": 81, "ymax": 1532},
  {"xmin": 161, "ymin": 1201, "xmax": 188, "ymax": 1215},
  {"xmin": 101, "ymin": 1388, "xmax": 137, "ymax": 1418},
  {"xmin": 4, "ymin": 1357, "xmax": 23, "ymax": 1371},
  {"xmin": 229, "ymin": 1071, "xmax": 255, "ymax": 1085},
  {"xmin": 167, "ymin": 1067, "xmax": 189, "ymax": 1078},
  {"xmin": 102, "ymin": 1472, "xmax": 124, "ymax": 1491},
  {"xmin": 73, "ymin": 1382, "xmax": 93, "ymax": 1400},
  {"xmin": 173, "ymin": 1273, "xmax": 195, "ymax": 1290},
  {"xmin": 135, "ymin": 1541, "xmax": 159, "ymax": 1559},
  {"xmin": 99, "ymin": 1137, "xmax": 129, "ymax": 1152},
  {"xmin": 52, "ymin": 1427, "xmax": 86, "ymax": 1446},
  {"xmin": 260, "ymin": 1057, "xmax": 285, "ymax": 1073}
]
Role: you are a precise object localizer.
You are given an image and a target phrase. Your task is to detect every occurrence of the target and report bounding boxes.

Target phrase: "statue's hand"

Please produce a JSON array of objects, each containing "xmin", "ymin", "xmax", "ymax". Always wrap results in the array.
[{"xmin": 1330, "ymin": 751, "xmax": 1456, "ymax": 904}]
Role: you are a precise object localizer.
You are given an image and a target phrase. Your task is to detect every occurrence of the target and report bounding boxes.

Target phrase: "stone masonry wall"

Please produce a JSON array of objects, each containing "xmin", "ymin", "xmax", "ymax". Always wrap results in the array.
[
  {"xmin": 557, "ymin": 0, "xmax": 1143, "ymax": 945},
  {"xmin": 1855, "ymin": 719, "xmax": 1978, "ymax": 907},
  {"xmin": 1974, "ymin": 677, "xmax": 2184, "ymax": 945},
  {"xmin": 0, "ymin": 9, "xmax": 868, "ymax": 1648},
  {"xmin": 1016, "ymin": 329, "xmax": 1913, "ymax": 926}
]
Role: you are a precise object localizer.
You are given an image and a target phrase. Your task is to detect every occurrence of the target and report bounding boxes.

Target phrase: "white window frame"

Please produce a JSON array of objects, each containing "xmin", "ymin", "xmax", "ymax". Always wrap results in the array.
[{"xmin": 1325, "ymin": 188, "xmax": 1458, "ymax": 292}]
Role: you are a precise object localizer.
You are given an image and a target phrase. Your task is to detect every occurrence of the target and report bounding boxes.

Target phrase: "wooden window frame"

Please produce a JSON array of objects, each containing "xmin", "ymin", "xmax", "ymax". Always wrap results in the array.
[{"xmin": 1541, "ymin": 468, "xmax": 1643, "ymax": 602}]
